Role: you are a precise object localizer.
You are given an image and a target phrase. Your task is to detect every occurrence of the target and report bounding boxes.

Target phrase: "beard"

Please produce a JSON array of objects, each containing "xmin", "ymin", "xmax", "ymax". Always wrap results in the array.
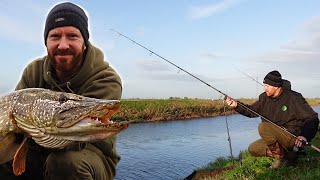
[{"xmin": 48, "ymin": 46, "xmax": 85, "ymax": 73}]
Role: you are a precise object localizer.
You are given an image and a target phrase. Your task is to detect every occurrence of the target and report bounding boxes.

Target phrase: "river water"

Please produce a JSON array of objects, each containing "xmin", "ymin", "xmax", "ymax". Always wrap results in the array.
[{"xmin": 114, "ymin": 107, "xmax": 320, "ymax": 180}]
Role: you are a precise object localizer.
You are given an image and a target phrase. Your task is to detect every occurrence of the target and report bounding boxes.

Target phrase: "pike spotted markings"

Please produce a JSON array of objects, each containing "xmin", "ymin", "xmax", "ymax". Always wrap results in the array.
[{"xmin": 0, "ymin": 88, "xmax": 128, "ymax": 175}]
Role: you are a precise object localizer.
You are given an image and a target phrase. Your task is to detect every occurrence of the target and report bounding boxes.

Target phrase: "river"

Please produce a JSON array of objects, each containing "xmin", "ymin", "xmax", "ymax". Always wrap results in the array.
[{"xmin": 114, "ymin": 107, "xmax": 320, "ymax": 180}]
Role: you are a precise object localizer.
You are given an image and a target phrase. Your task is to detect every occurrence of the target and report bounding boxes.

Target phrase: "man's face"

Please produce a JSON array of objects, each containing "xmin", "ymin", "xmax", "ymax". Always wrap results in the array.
[
  {"xmin": 46, "ymin": 26, "xmax": 86, "ymax": 73},
  {"xmin": 263, "ymin": 83, "xmax": 279, "ymax": 97}
]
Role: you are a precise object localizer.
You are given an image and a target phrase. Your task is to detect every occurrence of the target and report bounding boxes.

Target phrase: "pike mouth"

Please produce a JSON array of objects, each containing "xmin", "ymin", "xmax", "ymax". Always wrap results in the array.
[
  {"xmin": 58, "ymin": 102, "xmax": 121, "ymax": 128},
  {"xmin": 84, "ymin": 104, "xmax": 120, "ymax": 124},
  {"xmin": 45, "ymin": 102, "xmax": 127, "ymax": 136},
  {"xmin": 77, "ymin": 117, "xmax": 114, "ymax": 125}
]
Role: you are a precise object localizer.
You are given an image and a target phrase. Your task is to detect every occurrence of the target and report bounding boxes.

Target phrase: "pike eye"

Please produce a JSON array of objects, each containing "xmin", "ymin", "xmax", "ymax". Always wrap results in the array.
[{"xmin": 59, "ymin": 94, "xmax": 68, "ymax": 103}]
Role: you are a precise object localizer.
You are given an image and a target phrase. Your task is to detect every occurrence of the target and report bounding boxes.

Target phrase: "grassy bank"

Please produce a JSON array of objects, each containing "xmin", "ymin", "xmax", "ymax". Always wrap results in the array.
[
  {"xmin": 192, "ymin": 132, "xmax": 320, "ymax": 179},
  {"xmin": 111, "ymin": 98, "xmax": 237, "ymax": 122},
  {"xmin": 112, "ymin": 99, "xmax": 232, "ymax": 122},
  {"xmin": 111, "ymin": 98, "xmax": 319, "ymax": 123}
]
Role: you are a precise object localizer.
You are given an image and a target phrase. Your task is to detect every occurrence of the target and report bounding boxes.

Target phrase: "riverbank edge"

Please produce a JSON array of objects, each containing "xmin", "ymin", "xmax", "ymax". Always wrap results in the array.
[{"xmin": 128, "ymin": 110, "xmax": 236, "ymax": 124}]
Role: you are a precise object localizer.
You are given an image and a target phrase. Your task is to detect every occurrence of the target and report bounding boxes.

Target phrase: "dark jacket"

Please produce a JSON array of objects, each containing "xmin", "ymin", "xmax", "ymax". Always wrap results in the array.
[
  {"xmin": 15, "ymin": 42, "xmax": 122, "ymax": 162},
  {"xmin": 235, "ymin": 81, "xmax": 319, "ymax": 141}
]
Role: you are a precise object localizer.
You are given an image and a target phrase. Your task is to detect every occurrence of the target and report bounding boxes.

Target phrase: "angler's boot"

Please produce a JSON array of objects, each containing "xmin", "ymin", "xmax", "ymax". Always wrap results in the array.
[
  {"xmin": 270, "ymin": 158, "xmax": 286, "ymax": 169},
  {"xmin": 266, "ymin": 142, "xmax": 285, "ymax": 169},
  {"xmin": 284, "ymin": 149, "xmax": 300, "ymax": 166}
]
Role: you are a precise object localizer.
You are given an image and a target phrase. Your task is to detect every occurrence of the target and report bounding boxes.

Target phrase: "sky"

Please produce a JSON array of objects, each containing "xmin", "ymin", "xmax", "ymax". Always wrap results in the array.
[{"xmin": 1, "ymin": 0, "xmax": 320, "ymax": 99}]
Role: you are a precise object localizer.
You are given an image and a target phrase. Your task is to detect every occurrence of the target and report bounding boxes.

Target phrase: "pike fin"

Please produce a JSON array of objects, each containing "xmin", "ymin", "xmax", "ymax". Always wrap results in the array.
[
  {"xmin": 13, "ymin": 137, "xmax": 28, "ymax": 176},
  {"xmin": 0, "ymin": 133, "xmax": 20, "ymax": 164}
]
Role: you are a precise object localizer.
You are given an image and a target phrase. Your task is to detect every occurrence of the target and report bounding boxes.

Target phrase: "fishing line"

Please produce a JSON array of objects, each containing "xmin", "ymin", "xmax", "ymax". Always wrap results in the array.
[
  {"xmin": 222, "ymin": 99, "xmax": 234, "ymax": 166},
  {"xmin": 232, "ymin": 66, "xmax": 263, "ymax": 124},
  {"xmin": 233, "ymin": 66, "xmax": 263, "ymax": 86},
  {"xmin": 110, "ymin": 29, "xmax": 320, "ymax": 153}
]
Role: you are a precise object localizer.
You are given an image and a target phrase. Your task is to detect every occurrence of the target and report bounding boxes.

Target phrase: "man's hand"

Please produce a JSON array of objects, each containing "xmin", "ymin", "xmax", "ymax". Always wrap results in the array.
[
  {"xmin": 295, "ymin": 136, "xmax": 307, "ymax": 147},
  {"xmin": 225, "ymin": 96, "xmax": 237, "ymax": 107}
]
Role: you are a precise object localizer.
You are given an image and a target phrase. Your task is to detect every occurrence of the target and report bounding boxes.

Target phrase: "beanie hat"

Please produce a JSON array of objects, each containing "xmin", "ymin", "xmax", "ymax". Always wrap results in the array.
[
  {"xmin": 263, "ymin": 70, "xmax": 283, "ymax": 87},
  {"xmin": 44, "ymin": 2, "xmax": 89, "ymax": 46}
]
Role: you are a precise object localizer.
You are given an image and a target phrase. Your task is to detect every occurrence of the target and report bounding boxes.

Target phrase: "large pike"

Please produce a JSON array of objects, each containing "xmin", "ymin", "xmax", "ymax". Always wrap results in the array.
[{"xmin": 0, "ymin": 88, "xmax": 128, "ymax": 175}]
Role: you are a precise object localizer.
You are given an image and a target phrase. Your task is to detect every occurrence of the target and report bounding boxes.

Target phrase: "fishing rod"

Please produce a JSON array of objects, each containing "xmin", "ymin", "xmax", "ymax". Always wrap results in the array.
[{"xmin": 110, "ymin": 29, "xmax": 320, "ymax": 153}]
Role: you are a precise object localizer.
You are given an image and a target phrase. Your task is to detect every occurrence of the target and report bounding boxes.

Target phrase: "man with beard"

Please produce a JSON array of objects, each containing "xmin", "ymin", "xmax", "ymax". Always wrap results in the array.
[
  {"xmin": 1, "ymin": 2, "xmax": 122, "ymax": 180},
  {"xmin": 225, "ymin": 70, "xmax": 319, "ymax": 169}
]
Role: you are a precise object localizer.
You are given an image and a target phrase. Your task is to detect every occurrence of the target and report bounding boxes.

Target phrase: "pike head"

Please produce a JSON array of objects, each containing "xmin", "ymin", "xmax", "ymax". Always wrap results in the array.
[{"xmin": 3, "ymin": 88, "xmax": 128, "ymax": 149}]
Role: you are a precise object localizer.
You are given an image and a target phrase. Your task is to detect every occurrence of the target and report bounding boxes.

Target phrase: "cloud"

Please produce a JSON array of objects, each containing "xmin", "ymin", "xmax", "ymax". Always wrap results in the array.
[
  {"xmin": 0, "ymin": 0, "xmax": 47, "ymax": 45},
  {"xmin": 249, "ymin": 50, "xmax": 320, "ymax": 63},
  {"xmin": 0, "ymin": 15, "xmax": 42, "ymax": 45},
  {"xmin": 281, "ymin": 16, "xmax": 320, "ymax": 53},
  {"xmin": 0, "ymin": 0, "xmax": 47, "ymax": 15},
  {"xmin": 243, "ymin": 16, "xmax": 320, "ymax": 64},
  {"xmin": 134, "ymin": 27, "xmax": 146, "ymax": 37},
  {"xmin": 135, "ymin": 59, "xmax": 172, "ymax": 72},
  {"xmin": 145, "ymin": 72, "xmax": 216, "ymax": 83},
  {"xmin": 128, "ymin": 58, "xmax": 219, "ymax": 84},
  {"xmin": 190, "ymin": 0, "xmax": 242, "ymax": 20},
  {"xmin": 304, "ymin": 16, "xmax": 320, "ymax": 34},
  {"xmin": 200, "ymin": 52, "xmax": 222, "ymax": 60}
]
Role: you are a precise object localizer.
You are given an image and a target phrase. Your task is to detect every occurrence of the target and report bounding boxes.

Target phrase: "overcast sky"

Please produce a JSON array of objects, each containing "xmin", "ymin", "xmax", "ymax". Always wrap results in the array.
[{"xmin": 1, "ymin": 0, "xmax": 320, "ymax": 99}]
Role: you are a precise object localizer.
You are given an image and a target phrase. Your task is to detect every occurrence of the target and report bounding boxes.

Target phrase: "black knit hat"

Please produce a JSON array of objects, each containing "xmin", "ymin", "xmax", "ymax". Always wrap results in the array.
[
  {"xmin": 44, "ymin": 2, "xmax": 89, "ymax": 46},
  {"xmin": 263, "ymin": 70, "xmax": 283, "ymax": 87}
]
